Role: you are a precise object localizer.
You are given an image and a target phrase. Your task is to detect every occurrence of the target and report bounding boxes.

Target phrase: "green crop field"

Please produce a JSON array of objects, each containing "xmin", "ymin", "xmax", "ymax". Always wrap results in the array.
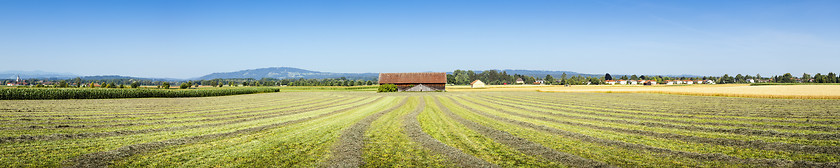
[{"xmin": 1, "ymin": 91, "xmax": 839, "ymax": 167}]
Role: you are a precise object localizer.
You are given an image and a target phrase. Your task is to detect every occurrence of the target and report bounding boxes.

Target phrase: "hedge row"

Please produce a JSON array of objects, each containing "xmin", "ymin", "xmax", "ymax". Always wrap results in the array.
[{"xmin": 0, "ymin": 87, "xmax": 281, "ymax": 100}]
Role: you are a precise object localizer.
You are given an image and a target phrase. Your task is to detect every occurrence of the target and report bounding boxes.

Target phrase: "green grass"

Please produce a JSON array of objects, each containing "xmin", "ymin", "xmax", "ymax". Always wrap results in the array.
[{"xmin": 1, "ymin": 91, "xmax": 838, "ymax": 167}]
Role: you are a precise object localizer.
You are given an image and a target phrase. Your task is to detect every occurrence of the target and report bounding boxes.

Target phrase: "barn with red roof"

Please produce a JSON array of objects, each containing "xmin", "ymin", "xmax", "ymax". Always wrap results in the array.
[{"xmin": 378, "ymin": 72, "xmax": 447, "ymax": 92}]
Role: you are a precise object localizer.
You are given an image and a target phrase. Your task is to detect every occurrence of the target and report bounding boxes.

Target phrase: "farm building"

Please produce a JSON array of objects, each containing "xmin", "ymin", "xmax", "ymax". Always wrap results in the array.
[
  {"xmin": 470, "ymin": 80, "xmax": 485, "ymax": 88},
  {"xmin": 378, "ymin": 72, "xmax": 446, "ymax": 92},
  {"xmin": 515, "ymin": 78, "xmax": 524, "ymax": 84}
]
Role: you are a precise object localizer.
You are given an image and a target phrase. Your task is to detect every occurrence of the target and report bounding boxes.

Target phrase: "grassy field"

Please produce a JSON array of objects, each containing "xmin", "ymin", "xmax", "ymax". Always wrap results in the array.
[
  {"xmin": 1, "ymin": 91, "xmax": 839, "ymax": 167},
  {"xmin": 451, "ymin": 84, "xmax": 840, "ymax": 99}
]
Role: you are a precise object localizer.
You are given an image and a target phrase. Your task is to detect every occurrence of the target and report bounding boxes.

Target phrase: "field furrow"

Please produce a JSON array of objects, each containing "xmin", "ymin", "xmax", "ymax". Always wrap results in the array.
[
  {"xmin": 65, "ymin": 96, "xmax": 385, "ymax": 167},
  {"xmin": 458, "ymin": 96, "xmax": 840, "ymax": 166},
  {"xmin": 2, "ymin": 91, "xmax": 838, "ymax": 167},
  {"xmin": 432, "ymin": 96, "xmax": 598, "ymax": 167},
  {"xmin": 324, "ymin": 97, "xmax": 408, "ymax": 167},
  {"xmin": 403, "ymin": 97, "xmax": 496, "ymax": 167}
]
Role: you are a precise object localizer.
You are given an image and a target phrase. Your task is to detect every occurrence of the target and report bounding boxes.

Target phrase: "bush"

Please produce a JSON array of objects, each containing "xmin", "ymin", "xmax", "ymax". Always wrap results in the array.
[
  {"xmin": 180, "ymin": 83, "xmax": 190, "ymax": 89},
  {"xmin": 377, "ymin": 84, "xmax": 398, "ymax": 92},
  {"xmin": 130, "ymin": 82, "xmax": 140, "ymax": 88},
  {"xmin": 162, "ymin": 82, "xmax": 170, "ymax": 89}
]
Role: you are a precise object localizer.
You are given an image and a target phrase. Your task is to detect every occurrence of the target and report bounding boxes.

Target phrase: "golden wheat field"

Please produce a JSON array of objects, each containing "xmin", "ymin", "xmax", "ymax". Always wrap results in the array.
[{"xmin": 449, "ymin": 84, "xmax": 840, "ymax": 99}]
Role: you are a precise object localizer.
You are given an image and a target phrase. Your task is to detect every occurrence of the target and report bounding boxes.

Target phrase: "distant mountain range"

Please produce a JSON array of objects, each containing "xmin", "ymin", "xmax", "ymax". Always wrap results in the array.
[
  {"xmin": 194, "ymin": 67, "xmax": 380, "ymax": 80},
  {"xmin": 0, "ymin": 71, "xmax": 78, "ymax": 79},
  {"xmin": 3, "ymin": 67, "xmax": 702, "ymax": 81}
]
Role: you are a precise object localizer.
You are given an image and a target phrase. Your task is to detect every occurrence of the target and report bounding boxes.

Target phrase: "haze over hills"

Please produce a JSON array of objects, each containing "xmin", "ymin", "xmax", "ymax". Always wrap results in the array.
[
  {"xmin": 3, "ymin": 67, "xmax": 703, "ymax": 81},
  {"xmin": 194, "ymin": 67, "xmax": 380, "ymax": 80},
  {"xmin": 0, "ymin": 71, "xmax": 78, "ymax": 79}
]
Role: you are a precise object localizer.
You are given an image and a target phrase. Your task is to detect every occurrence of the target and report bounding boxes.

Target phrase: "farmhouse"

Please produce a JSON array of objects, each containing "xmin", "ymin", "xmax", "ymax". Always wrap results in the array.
[
  {"xmin": 618, "ymin": 80, "xmax": 628, "ymax": 85},
  {"xmin": 470, "ymin": 80, "xmax": 485, "ymax": 88},
  {"xmin": 605, "ymin": 80, "xmax": 617, "ymax": 85},
  {"xmin": 515, "ymin": 78, "xmax": 524, "ymax": 84},
  {"xmin": 378, "ymin": 72, "xmax": 446, "ymax": 92}
]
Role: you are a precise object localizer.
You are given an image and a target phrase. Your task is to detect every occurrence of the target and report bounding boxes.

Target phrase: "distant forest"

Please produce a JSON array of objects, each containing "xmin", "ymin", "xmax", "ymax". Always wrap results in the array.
[{"xmin": 3, "ymin": 71, "xmax": 838, "ymax": 88}]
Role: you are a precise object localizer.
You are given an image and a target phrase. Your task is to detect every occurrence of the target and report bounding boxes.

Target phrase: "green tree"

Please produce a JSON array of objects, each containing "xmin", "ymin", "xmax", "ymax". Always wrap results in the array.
[
  {"xmin": 828, "ymin": 72, "xmax": 837, "ymax": 83},
  {"xmin": 446, "ymin": 74, "xmax": 456, "ymax": 84},
  {"xmin": 802, "ymin": 73, "xmax": 812, "ymax": 83},
  {"xmin": 781, "ymin": 73, "xmax": 794, "ymax": 83},
  {"xmin": 162, "ymin": 82, "xmax": 170, "ymax": 89},
  {"xmin": 604, "ymin": 73, "xmax": 612, "ymax": 80},
  {"xmin": 377, "ymin": 84, "xmax": 398, "ymax": 92},
  {"xmin": 455, "ymin": 73, "xmax": 469, "ymax": 85},
  {"xmin": 58, "ymin": 80, "xmax": 68, "ymax": 88},
  {"xmin": 130, "ymin": 82, "xmax": 140, "ymax": 88},
  {"xmin": 74, "ymin": 77, "xmax": 82, "ymax": 87},
  {"xmin": 544, "ymin": 75, "xmax": 555, "ymax": 85},
  {"xmin": 180, "ymin": 82, "xmax": 190, "ymax": 89}
]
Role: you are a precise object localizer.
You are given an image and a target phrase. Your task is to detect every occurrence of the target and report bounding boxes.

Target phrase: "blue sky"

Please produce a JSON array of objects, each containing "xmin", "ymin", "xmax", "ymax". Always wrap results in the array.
[{"xmin": 1, "ymin": 0, "xmax": 838, "ymax": 78}]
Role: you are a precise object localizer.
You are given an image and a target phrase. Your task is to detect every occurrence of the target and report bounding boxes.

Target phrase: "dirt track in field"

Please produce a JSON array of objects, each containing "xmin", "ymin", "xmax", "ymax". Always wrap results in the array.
[
  {"xmin": 323, "ymin": 97, "xmax": 407, "ymax": 168},
  {"xmin": 402, "ymin": 97, "xmax": 497, "ymax": 168},
  {"xmin": 434, "ymin": 97, "xmax": 612, "ymax": 168},
  {"xmin": 63, "ymin": 97, "xmax": 384, "ymax": 168},
  {"xmin": 449, "ymin": 98, "xmax": 840, "ymax": 167},
  {"xmin": 463, "ymin": 96, "xmax": 840, "ymax": 155},
  {"xmin": 1, "ymin": 97, "xmax": 369, "ymax": 144}
]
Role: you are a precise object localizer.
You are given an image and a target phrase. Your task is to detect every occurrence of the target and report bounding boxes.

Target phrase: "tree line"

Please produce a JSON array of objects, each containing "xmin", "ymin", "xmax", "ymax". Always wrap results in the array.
[{"xmin": 4, "ymin": 77, "xmax": 377, "ymax": 88}]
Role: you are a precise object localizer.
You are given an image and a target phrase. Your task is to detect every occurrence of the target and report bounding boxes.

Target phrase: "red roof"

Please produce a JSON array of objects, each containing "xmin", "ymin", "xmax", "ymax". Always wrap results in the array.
[
  {"xmin": 378, "ymin": 72, "xmax": 447, "ymax": 84},
  {"xmin": 470, "ymin": 80, "xmax": 482, "ymax": 85}
]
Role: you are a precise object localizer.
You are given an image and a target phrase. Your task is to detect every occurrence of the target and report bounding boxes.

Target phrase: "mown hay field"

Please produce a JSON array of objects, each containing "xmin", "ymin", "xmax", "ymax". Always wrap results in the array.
[{"xmin": 1, "ymin": 91, "xmax": 839, "ymax": 167}]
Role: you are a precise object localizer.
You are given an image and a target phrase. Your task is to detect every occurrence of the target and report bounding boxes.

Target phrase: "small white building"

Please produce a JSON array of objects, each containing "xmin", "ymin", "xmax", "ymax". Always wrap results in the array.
[
  {"xmin": 470, "ymin": 80, "xmax": 485, "ymax": 88},
  {"xmin": 535, "ymin": 80, "xmax": 545, "ymax": 85},
  {"xmin": 706, "ymin": 80, "xmax": 716, "ymax": 84},
  {"xmin": 685, "ymin": 80, "xmax": 694, "ymax": 85},
  {"xmin": 618, "ymin": 80, "xmax": 628, "ymax": 85},
  {"xmin": 747, "ymin": 79, "xmax": 755, "ymax": 83},
  {"xmin": 630, "ymin": 80, "xmax": 639, "ymax": 85},
  {"xmin": 605, "ymin": 80, "xmax": 616, "ymax": 85},
  {"xmin": 515, "ymin": 78, "xmax": 524, "ymax": 84}
]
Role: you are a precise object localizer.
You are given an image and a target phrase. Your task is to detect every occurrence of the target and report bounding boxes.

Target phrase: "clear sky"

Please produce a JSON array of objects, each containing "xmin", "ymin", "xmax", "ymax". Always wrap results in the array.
[{"xmin": 1, "ymin": 0, "xmax": 839, "ymax": 78}]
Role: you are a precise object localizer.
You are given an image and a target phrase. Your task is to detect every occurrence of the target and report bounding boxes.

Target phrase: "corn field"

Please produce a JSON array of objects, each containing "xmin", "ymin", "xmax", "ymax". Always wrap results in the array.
[{"xmin": 0, "ymin": 87, "xmax": 281, "ymax": 100}]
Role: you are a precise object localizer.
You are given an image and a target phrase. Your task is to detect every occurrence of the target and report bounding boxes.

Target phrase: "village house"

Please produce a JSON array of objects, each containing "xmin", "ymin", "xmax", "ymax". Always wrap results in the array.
[
  {"xmin": 515, "ymin": 78, "xmax": 524, "ymax": 84},
  {"xmin": 7, "ymin": 75, "xmax": 27, "ymax": 86},
  {"xmin": 378, "ymin": 72, "xmax": 447, "ymax": 92},
  {"xmin": 470, "ymin": 80, "xmax": 485, "ymax": 88},
  {"xmin": 644, "ymin": 80, "xmax": 657, "ymax": 85},
  {"xmin": 684, "ymin": 80, "xmax": 694, "ymax": 85},
  {"xmin": 706, "ymin": 80, "xmax": 716, "ymax": 84},
  {"xmin": 605, "ymin": 80, "xmax": 616, "ymax": 85},
  {"xmin": 618, "ymin": 80, "xmax": 628, "ymax": 85},
  {"xmin": 630, "ymin": 80, "xmax": 639, "ymax": 85},
  {"xmin": 534, "ymin": 80, "xmax": 545, "ymax": 85}
]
